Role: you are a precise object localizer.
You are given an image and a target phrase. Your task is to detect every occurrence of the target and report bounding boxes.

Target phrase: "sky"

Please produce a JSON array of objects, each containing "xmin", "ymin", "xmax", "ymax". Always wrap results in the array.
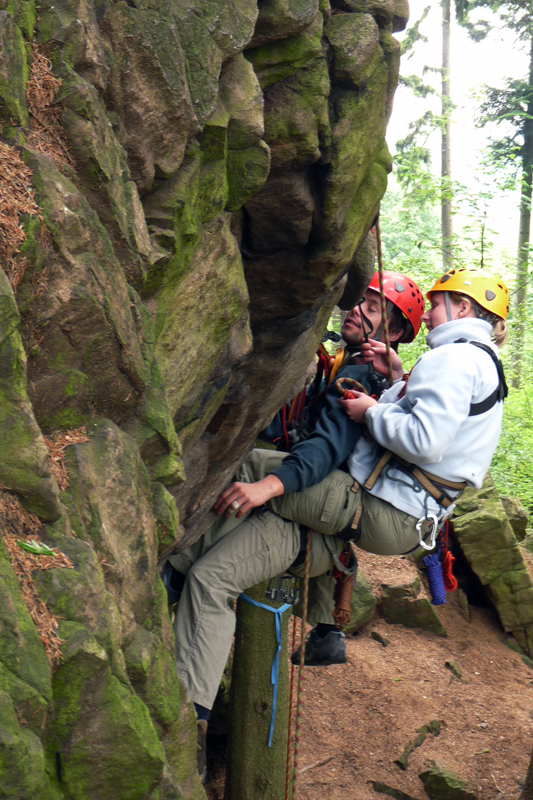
[{"xmin": 385, "ymin": 0, "xmax": 529, "ymax": 255}]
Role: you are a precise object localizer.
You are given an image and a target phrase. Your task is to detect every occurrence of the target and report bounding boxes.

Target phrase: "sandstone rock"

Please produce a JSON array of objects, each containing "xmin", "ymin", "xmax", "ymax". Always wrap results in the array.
[
  {"xmin": 99, "ymin": 2, "xmax": 197, "ymax": 193},
  {"xmin": 332, "ymin": 0, "xmax": 409, "ymax": 33},
  {"xmin": 0, "ymin": 10, "xmax": 29, "ymax": 126},
  {"xmin": 0, "ymin": 539, "xmax": 52, "ymax": 716},
  {"xmin": 381, "ymin": 579, "xmax": 447, "ymax": 637},
  {"xmin": 0, "ymin": 689, "xmax": 57, "ymax": 800},
  {"xmin": 453, "ymin": 477, "xmax": 533, "ymax": 655},
  {"xmin": 45, "ymin": 621, "xmax": 167, "ymax": 800},
  {"xmin": 0, "ymin": 0, "xmax": 405, "ymax": 790},
  {"xmin": 0, "ymin": 270, "xmax": 61, "ymax": 520},
  {"xmin": 35, "ymin": 0, "xmax": 109, "ymax": 93},
  {"xmin": 251, "ymin": 0, "xmax": 319, "ymax": 48},
  {"xmin": 501, "ymin": 495, "xmax": 529, "ymax": 541}
]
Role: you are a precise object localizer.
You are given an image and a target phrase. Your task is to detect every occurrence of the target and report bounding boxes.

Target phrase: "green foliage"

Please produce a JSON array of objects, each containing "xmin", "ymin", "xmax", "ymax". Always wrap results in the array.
[{"xmin": 491, "ymin": 385, "xmax": 533, "ymax": 512}]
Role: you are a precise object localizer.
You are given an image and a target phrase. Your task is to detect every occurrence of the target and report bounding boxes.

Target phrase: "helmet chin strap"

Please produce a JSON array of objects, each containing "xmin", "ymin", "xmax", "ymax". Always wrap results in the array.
[
  {"xmin": 357, "ymin": 301, "xmax": 373, "ymax": 344},
  {"xmin": 444, "ymin": 292, "xmax": 453, "ymax": 322}
]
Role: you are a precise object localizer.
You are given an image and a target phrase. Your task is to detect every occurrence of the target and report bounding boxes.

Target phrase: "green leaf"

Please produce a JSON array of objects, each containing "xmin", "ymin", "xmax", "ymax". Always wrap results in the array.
[{"xmin": 17, "ymin": 539, "xmax": 56, "ymax": 556}]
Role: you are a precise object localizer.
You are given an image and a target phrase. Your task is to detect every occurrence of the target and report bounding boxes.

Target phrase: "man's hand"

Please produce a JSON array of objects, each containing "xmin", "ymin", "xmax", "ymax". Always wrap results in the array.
[
  {"xmin": 339, "ymin": 392, "xmax": 377, "ymax": 423},
  {"xmin": 214, "ymin": 474, "xmax": 285, "ymax": 518},
  {"xmin": 361, "ymin": 340, "xmax": 403, "ymax": 381}
]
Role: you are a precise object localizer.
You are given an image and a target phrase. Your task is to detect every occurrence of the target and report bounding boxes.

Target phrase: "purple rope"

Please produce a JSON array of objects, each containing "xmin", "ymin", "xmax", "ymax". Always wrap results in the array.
[{"xmin": 423, "ymin": 551, "xmax": 447, "ymax": 605}]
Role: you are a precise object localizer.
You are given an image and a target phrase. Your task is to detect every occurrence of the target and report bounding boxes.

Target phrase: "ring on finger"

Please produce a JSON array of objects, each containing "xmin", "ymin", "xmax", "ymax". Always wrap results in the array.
[{"xmin": 231, "ymin": 500, "xmax": 241, "ymax": 511}]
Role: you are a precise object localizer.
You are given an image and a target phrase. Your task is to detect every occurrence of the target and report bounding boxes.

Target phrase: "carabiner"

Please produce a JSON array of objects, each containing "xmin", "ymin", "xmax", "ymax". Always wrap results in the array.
[{"xmin": 416, "ymin": 514, "xmax": 439, "ymax": 551}]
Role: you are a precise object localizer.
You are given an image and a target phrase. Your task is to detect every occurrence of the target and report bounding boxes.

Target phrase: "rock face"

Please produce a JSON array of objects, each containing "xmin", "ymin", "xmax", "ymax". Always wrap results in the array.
[
  {"xmin": 0, "ymin": 1, "xmax": 405, "ymax": 796},
  {"xmin": 453, "ymin": 477, "xmax": 533, "ymax": 656}
]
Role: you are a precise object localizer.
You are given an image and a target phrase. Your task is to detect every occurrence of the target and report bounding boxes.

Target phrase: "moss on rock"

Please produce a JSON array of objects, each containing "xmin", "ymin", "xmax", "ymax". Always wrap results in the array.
[
  {"xmin": 0, "ymin": 10, "xmax": 29, "ymax": 127},
  {"xmin": 45, "ymin": 621, "xmax": 166, "ymax": 800}
]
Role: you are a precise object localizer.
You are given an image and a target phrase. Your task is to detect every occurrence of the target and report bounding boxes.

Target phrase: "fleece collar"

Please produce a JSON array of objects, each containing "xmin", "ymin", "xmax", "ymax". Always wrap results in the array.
[{"xmin": 426, "ymin": 318, "xmax": 493, "ymax": 350}]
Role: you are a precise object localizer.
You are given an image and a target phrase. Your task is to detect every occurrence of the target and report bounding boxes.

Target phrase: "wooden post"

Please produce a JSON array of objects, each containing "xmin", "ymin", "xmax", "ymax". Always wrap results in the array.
[{"xmin": 225, "ymin": 581, "xmax": 292, "ymax": 800}]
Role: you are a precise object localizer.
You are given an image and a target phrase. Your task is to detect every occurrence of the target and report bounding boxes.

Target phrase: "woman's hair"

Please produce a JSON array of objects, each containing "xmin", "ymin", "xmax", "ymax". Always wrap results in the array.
[
  {"xmin": 387, "ymin": 303, "xmax": 414, "ymax": 352},
  {"xmin": 447, "ymin": 291, "xmax": 508, "ymax": 348}
]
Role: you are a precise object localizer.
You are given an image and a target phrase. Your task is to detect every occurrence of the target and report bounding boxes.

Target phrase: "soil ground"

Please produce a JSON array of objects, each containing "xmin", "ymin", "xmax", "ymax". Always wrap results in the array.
[{"xmin": 206, "ymin": 549, "xmax": 533, "ymax": 799}]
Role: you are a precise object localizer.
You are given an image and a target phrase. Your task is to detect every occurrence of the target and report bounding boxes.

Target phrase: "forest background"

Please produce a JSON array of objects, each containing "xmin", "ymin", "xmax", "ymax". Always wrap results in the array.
[{"xmin": 345, "ymin": 0, "xmax": 533, "ymax": 514}]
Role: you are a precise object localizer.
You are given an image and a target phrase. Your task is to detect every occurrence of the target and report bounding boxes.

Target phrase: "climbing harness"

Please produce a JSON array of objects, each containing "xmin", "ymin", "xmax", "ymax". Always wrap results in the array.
[
  {"xmin": 266, "ymin": 573, "xmax": 300, "ymax": 605},
  {"xmin": 239, "ymin": 593, "xmax": 292, "ymax": 747},
  {"xmin": 454, "ymin": 340, "xmax": 508, "ymax": 414}
]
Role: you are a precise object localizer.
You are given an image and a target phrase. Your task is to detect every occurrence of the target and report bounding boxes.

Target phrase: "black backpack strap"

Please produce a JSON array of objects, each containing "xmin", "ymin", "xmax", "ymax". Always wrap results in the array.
[{"xmin": 454, "ymin": 339, "xmax": 509, "ymax": 416}]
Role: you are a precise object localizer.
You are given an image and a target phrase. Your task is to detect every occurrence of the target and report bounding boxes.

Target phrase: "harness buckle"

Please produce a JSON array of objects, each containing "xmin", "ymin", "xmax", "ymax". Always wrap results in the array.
[{"xmin": 416, "ymin": 514, "xmax": 439, "ymax": 551}]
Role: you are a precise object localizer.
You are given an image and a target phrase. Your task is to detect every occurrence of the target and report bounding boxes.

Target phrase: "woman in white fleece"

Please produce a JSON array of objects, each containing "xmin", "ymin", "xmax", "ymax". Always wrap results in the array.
[{"xmin": 216, "ymin": 267, "xmax": 509, "ymax": 555}]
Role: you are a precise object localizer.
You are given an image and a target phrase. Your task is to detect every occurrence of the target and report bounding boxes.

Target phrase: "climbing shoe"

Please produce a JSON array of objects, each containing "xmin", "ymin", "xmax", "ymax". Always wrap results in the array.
[
  {"xmin": 196, "ymin": 719, "xmax": 208, "ymax": 784},
  {"xmin": 291, "ymin": 628, "xmax": 347, "ymax": 666},
  {"xmin": 161, "ymin": 561, "xmax": 185, "ymax": 606}
]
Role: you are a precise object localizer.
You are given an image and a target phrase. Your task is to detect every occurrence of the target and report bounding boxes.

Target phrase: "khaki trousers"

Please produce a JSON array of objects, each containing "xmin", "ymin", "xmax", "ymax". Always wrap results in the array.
[{"xmin": 171, "ymin": 450, "xmax": 426, "ymax": 709}]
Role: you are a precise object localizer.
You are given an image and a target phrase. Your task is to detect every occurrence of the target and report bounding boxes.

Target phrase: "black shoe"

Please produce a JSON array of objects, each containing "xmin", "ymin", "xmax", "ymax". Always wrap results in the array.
[
  {"xmin": 161, "ymin": 561, "xmax": 185, "ymax": 606},
  {"xmin": 196, "ymin": 719, "xmax": 207, "ymax": 784},
  {"xmin": 291, "ymin": 628, "xmax": 347, "ymax": 666}
]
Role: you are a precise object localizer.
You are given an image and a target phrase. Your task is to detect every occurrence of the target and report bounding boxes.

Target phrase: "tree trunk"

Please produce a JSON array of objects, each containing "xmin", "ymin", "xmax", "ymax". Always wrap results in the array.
[
  {"xmin": 225, "ymin": 582, "xmax": 292, "ymax": 800},
  {"xmin": 512, "ymin": 38, "xmax": 533, "ymax": 389},
  {"xmin": 441, "ymin": 0, "xmax": 453, "ymax": 269}
]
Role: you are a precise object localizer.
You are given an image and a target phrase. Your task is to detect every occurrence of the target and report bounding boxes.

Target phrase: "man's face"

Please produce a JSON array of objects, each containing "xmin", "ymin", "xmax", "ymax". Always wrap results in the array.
[{"xmin": 341, "ymin": 289, "xmax": 383, "ymax": 346}]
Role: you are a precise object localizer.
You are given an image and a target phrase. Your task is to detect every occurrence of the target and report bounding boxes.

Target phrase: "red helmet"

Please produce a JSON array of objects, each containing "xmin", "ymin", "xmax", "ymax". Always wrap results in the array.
[{"xmin": 367, "ymin": 271, "xmax": 425, "ymax": 342}]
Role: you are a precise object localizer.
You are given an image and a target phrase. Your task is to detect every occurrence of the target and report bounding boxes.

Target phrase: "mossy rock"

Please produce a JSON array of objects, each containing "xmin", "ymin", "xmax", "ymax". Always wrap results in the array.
[
  {"xmin": 419, "ymin": 763, "xmax": 477, "ymax": 800},
  {"xmin": 326, "ymin": 12, "xmax": 382, "ymax": 88},
  {"xmin": 344, "ymin": 569, "xmax": 377, "ymax": 634},
  {"xmin": 381, "ymin": 581, "xmax": 447, "ymax": 638},
  {"xmin": 0, "ymin": 10, "xmax": 29, "ymax": 127},
  {"xmin": 0, "ymin": 688, "xmax": 61, "ymax": 800},
  {"xmin": 0, "ymin": 271, "xmax": 61, "ymax": 520},
  {"xmin": 246, "ymin": 9, "xmax": 324, "ymax": 88},
  {"xmin": 251, "ymin": 0, "xmax": 319, "ymax": 49},
  {"xmin": 453, "ymin": 478, "xmax": 533, "ymax": 642},
  {"xmin": 0, "ymin": 539, "xmax": 52, "ymax": 703},
  {"xmin": 45, "ymin": 621, "xmax": 166, "ymax": 800}
]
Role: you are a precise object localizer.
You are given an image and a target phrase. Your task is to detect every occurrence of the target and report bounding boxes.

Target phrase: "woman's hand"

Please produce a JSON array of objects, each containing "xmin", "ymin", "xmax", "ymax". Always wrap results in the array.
[
  {"xmin": 339, "ymin": 392, "xmax": 377, "ymax": 423},
  {"xmin": 214, "ymin": 474, "xmax": 285, "ymax": 518},
  {"xmin": 361, "ymin": 340, "xmax": 404, "ymax": 382}
]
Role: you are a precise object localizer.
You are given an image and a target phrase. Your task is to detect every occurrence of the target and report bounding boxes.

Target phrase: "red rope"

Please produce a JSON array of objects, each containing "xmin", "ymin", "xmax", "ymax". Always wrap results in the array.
[
  {"xmin": 281, "ymin": 405, "xmax": 290, "ymax": 452},
  {"xmin": 439, "ymin": 521, "xmax": 458, "ymax": 592},
  {"xmin": 375, "ymin": 220, "xmax": 394, "ymax": 387},
  {"xmin": 285, "ymin": 615, "xmax": 298, "ymax": 800}
]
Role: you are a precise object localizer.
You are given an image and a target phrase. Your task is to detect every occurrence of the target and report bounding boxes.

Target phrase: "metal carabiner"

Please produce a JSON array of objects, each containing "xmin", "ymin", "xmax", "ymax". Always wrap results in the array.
[{"xmin": 416, "ymin": 513, "xmax": 439, "ymax": 551}]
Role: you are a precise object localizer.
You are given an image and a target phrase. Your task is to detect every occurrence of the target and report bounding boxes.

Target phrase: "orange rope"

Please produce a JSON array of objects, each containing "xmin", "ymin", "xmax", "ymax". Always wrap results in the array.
[
  {"xmin": 332, "ymin": 571, "xmax": 353, "ymax": 629},
  {"xmin": 375, "ymin": 220, "xmax": 394, "ymax": 387},
  {"xmin": 285, "ymin": 615, "xmax": 298, "ymax": 800},
  {"xmin": 291, "ymin": 530, "xmax": 311, "ymax": 799}
]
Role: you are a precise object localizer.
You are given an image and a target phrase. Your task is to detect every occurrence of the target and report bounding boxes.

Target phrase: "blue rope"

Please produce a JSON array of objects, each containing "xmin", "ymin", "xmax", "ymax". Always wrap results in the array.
[
  {"xmin": 423, "ymin": 550, "xmax": 447, "ymax": 605},
  {"xmin": 239, "ymin": 594, "xmax": 291, "ymax": 746}
]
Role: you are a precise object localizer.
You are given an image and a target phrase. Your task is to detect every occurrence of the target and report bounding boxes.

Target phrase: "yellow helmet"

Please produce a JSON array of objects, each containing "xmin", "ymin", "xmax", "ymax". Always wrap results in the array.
[{"xmin": 427, "ymin": 268, "xmax": 509, "ymax": 320}]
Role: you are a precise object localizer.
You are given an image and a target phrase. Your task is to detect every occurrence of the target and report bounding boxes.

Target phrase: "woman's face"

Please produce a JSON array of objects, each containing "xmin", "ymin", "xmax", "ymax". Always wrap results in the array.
[{"xmin": 421, "ymin": 292, "xmax": 466, "ymax": 331}]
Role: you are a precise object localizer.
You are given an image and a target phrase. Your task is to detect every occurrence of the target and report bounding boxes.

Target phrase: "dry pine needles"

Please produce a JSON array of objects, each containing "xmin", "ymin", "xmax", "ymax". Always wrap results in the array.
[{"xmin": 0, "ymin": 491, "xmax": 73, "ymax": 666}]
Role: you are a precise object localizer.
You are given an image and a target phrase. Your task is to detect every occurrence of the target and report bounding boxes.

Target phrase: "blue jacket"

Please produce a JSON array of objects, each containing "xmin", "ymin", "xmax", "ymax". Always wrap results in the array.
[{"xmin": 265, "ymin": 355, "xmax": 377, "ymax": 494}]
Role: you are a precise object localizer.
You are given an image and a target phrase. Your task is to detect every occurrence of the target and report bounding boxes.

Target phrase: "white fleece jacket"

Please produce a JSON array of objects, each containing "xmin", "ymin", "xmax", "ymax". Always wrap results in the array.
[{"xmin": 347, "ymin": 318, "xmax": 504, "ymax": 520}]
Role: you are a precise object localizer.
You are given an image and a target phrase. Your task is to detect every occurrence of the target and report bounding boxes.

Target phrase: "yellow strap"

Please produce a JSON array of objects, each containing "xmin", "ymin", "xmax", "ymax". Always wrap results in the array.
[
  {"xmin": 327, "ymin": 348, "xmax": 347, "ymax": 386},
  {"xmin": 363, "ymin": 450, "xmax": 393, "ymax": 491}
]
